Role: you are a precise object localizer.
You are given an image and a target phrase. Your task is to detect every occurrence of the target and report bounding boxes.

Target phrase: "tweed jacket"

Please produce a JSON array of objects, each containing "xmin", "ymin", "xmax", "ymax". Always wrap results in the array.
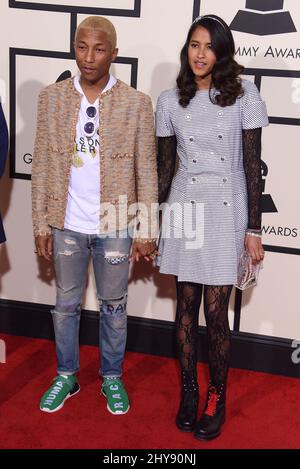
[{"xmin": 31, "ymin": 78, "xmax": 158, "ymax": 239}]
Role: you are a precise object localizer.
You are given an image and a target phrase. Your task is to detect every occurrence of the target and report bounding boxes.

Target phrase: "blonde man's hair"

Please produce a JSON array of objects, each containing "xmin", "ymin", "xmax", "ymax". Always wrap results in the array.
[{"xmin": 75, "ymin": 16, "xmax": 117, "ymax": 49}]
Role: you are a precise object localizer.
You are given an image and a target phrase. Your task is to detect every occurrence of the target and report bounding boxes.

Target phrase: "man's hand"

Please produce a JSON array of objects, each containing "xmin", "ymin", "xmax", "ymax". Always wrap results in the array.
[
  {"xmin": 245, "ymin": 235, "xmax": 264, "ymax": 265},
  {"xmin": 130, "ymin": 241, "xmax": 159, "ymax": 262},
  {"xmin": 35, "ymin": 234, "xmax": 53, "ymax": 261}
]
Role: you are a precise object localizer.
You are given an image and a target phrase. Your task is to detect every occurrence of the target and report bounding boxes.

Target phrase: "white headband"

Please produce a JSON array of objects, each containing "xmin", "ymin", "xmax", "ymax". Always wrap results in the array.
[{"xmin": 193, "ymin": 15, "xmax": 226, "ymax": 31}]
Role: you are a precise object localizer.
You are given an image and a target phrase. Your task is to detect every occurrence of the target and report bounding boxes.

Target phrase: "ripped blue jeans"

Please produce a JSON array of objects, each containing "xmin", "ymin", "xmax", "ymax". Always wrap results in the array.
[{"xmin": 51, "ymin": 227, "xmax": 132, "ymax": 377}]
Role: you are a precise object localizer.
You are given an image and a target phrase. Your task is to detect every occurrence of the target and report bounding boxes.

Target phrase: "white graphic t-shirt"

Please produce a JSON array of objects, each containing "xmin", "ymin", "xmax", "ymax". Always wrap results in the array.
[{"xmin": 64, "ymin": 74, "xmax": 117, "ymax": 234}]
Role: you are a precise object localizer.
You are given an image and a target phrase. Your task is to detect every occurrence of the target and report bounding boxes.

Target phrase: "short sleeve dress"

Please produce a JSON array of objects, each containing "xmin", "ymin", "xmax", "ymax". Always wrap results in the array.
[{"xmin": 156, "ymin": 79, "xmax": 269, "ymax": 285}]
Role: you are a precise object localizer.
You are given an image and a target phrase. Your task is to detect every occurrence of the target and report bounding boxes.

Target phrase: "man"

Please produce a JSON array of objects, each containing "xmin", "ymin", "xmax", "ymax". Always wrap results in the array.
[{"xmin": 32, "ymin": 16, "xmax": 158, "ymax": 415}]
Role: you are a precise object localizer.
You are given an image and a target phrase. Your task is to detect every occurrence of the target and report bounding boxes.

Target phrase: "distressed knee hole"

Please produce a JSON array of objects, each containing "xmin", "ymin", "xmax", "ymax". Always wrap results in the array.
[
  {"xmin": 104, "ymin": 251, "xmax": 129, "ymax": 265},
  {"xmin": 57, "ymin": 238, "xmax": 77, "ymax": 256},
  {"xmin": 58, "ymin": 250, "xmax": 74, "ymax": 256},
  {"xmin": 52, "ymin": 306, "xmax": 80, "ymax": 316},
  {"xmin": 64, "ymin": 238, "xmax": 76, "ymax": 245}
]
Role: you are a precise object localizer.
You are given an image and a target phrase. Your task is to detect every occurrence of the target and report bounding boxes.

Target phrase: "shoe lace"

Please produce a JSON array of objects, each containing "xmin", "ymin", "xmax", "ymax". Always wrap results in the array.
[
  {"xmin": 54, "ymin": 375, "xmax": 73, "ymax": 388},
  {"xmin": 205, "ymin": 386, "xmax": 219, "ymax": 417},
  {"xmin": 104, "ymin": 377, "xmax": 123, "ymax": 389}
]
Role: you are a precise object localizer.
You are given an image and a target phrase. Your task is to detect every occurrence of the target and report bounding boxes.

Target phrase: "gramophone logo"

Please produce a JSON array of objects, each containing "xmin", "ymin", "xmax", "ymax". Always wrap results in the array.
[
  {"xmin": 261, "ymin": 161, "xmax": 277, "ymax": 213},
  {"xmin": 230, "ymin": 0, "xmax": 296, "ymax": 35}
]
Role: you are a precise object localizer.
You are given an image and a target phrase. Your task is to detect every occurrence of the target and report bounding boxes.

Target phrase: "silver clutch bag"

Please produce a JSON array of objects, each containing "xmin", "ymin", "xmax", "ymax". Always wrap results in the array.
[{"xmin": 235, "ymin": 250, "xmax": 262, "ymax": 290}]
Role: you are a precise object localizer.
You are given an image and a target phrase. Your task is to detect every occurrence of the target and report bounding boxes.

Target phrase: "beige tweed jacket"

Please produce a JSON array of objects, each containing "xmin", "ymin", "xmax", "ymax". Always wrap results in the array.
[{"xmin": 31, "ymin": 78, "xmax": 158, "ymax": 239}]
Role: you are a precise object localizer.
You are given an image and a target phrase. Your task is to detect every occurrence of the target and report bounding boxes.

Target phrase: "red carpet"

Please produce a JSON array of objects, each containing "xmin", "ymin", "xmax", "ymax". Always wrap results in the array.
[{"xmin": 0, "ymin": 334, "xmax": 299, "ymax": 449}]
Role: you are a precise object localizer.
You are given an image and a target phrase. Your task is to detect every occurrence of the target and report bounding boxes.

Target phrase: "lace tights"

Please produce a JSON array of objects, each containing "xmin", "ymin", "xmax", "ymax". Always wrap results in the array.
[{"xmin": 175, "ymin": 280, "xmax": 233, "ymax": 387}]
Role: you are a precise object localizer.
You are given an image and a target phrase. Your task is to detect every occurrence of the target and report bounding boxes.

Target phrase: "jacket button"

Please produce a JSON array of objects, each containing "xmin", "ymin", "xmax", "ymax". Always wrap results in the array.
[
  {"xmin": 189, "ymin": 136, "xmax": 194, "ymax": 142},
  {"xmin": 221, "ymin": 157, "xmax": 225, "ymax": 161},
  {"xmin": 192, "ymin": 159, "xmax": 197, "ymax": 163},
  {"xmin": 218, "ymin": 134, "xmax": 223, "ymax": 139},
  {"xmin": 223, "ymin": 201, "xmax": 230, "ymax": 206},
  {"xmin": 223, "ymin": 178, "xmax": 227, "ymax": 183}
]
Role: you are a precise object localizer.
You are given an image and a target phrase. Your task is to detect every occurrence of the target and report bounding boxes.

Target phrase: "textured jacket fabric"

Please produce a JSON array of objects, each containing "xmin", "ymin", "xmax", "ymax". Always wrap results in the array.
[
  {"xmin": 32, "ymin": 78, "xmax": 158, "ymax": 239},
  {"xmin": 0, "ymin": 101, "xmax": 9, "ymax": 244}
]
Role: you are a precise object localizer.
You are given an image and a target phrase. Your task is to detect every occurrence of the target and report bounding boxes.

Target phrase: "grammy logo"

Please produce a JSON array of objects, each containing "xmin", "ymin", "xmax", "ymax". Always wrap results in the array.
[{"xmin": 230, "ymin": 0, "xmax": 296, "ymax": 36}]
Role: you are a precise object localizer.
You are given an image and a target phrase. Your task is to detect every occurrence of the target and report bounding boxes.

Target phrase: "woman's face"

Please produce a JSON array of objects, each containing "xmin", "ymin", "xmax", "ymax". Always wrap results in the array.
[{"xmin": 188, "ymin": 26, "xmax": 217, "ymax": 88}]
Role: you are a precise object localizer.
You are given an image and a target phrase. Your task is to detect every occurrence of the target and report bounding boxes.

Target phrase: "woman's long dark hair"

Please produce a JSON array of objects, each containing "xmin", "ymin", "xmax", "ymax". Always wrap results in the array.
[{"xmin": 177, "ymin": 15, "xmax": 244, "ymax": 108}]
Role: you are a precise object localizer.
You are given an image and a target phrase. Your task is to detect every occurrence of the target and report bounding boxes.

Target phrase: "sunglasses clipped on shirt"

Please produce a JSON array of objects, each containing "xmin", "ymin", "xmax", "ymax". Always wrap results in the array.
[{"xmin": 84, "ymin": 106, "xmax": 97, "ymax": 136}]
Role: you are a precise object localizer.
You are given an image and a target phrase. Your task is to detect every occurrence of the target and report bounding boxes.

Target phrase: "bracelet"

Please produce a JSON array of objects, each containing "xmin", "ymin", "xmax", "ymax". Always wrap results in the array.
[
  {"xmin": 134, "ymin": 238, "xmax": 157, "ymax": 244},
  {"xmin": 247, "ymin": 228, "xmax": 262, "ymax": 233},
  {"xmin": 246, "ymin": 230, "xmax": 262, "ymax": 238},
  {"xmin": 246, "ymin": 228, "xmax": 262, "ymax": 234},
  {"xmin": 35, "ymin": 232, "xmax": 52, "ymax": 237}
]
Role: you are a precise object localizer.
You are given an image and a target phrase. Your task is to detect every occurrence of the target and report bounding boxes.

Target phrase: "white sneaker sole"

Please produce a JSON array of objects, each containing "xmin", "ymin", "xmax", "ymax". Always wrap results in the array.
[
  {"xmin": 101, "ymin": 389, "xmax": 130, "ymax": 415},
  {"xmin": 40, "ymin": 385, "xmax": 80, "ymax": 413}
]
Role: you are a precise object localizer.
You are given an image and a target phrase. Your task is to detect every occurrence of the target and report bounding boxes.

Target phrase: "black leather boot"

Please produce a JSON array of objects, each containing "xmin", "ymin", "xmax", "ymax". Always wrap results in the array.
[
  {"xmin": 194, "ymin": 382, "xmax": 226, "ymax": 440},
  {"xmin": 176, "ymin": 370, "xmax": 199, "ymax": 432}
]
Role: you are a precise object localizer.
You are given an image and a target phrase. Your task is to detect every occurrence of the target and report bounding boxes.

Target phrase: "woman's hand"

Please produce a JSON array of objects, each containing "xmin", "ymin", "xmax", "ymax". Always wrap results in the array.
[
  {"xmin": 130, "ymin": 241, "xmax": 159, "ymax": 262},
  {"xmin": 245, "ymin": 234, "xmax": 264, "ymax": 265}
]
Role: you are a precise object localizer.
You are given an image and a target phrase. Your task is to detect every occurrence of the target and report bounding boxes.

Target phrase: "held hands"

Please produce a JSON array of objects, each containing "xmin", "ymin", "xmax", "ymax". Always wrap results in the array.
[
  {"xmin": 35, "ymin": 236, "xmax": 159, "ymax": 263},
  {"xmin": 245, "ymin": 234, "xmax": 264, "ymax": 265},
  {"xmin": 130, "ymin": 241, "xmax": 159, "ymax": 262},
  {"xmin": 35, "ymin": 235, "xmax": 53, "ymax": 261}
]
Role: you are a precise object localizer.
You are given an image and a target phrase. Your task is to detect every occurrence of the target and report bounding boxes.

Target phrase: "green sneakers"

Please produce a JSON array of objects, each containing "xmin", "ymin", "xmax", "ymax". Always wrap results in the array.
[
  {"xmin": 40, "ymin": 375, "xmax": 129, "ymax": 415},
  {"xmin": 40, "ymin": 375, "xmax": 80, "ymax": 413},
  {"xmin": 101, "ymin": 377, "xmax": 130, "ymax": 415}
]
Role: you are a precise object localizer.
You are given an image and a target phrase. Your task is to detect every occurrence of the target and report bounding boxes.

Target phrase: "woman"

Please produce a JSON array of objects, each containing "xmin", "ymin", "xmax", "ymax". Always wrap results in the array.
[
  {"xmin": 0, "ymin": 100, "xmax": 8, "ymax": 248},
  {"xmin": 156, "ymin": 15, "xmax": 268, "ymax": 440}
]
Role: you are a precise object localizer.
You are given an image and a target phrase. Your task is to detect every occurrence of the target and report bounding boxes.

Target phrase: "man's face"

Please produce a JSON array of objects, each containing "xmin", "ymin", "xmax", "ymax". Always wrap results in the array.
[{"xmin": 74, "ymin": 27, "xmax": 118, "ymax": 84}]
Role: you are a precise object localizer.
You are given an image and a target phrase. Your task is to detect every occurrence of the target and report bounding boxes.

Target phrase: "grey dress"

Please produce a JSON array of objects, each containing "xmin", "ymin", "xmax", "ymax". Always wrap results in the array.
[{"xmin": 156, "ymin": 79, "xmax": 269, "ymax": 285}]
